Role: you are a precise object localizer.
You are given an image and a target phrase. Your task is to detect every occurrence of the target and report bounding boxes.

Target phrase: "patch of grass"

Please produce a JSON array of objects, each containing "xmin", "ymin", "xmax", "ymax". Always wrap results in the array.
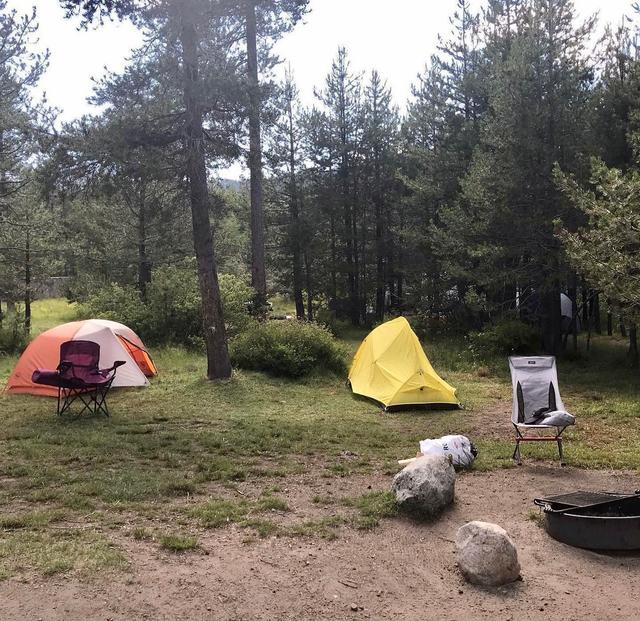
[
  {"xmin": 158, "ymin": 534, "xmax": 199, "ymax": 552},
  {"xmin": 0, "ymin": 509, "xmax": 68, "ymax": 530},
  {"xmin": 256, "ymin": 496, "xmax": 289, "ymax": 512},
  {"xmin": 131, "ymin": 527, "xmax": 153, "ymax": 541},
  {"xmin": 29, "ymin": 298, "xmax": 78, "ymax": 335},
  {"xmin": 0, "ymin": 530, "xmax": 125, "ymax": 578},
  {"xmin": 160, "ymin": 478, "xmax": 197, "ymax": 496},
  {"xmin": 345, "ymin": 491, "xmax": 398, "ymax": 529},
  {"xmin": 188, "ymin": 498, "xmax": 250, "ymax": 528},
  {"xmin": 283, "ymin": 517, "xmax": 345, "ymax": 540},
  {"xmin": 241, "ymin": 518, "xmax": 280, "ymax": 538},
  {"xmin": 527, "ymin": 509, "xmax": 545, "ymax": 527},
  {"xmin": 311, "ymin": 494, "xmax": 337, "ymax": 505}
]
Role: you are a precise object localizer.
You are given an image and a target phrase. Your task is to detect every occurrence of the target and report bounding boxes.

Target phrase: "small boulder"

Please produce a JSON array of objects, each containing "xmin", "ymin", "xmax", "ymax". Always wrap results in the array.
[
  {"xmin": 455, "ymin": 521, "xmax": 521, "ymax": 586},
  {"xmin": 391, "ymin": 454, "xmax": 455, "ymax": 518}
]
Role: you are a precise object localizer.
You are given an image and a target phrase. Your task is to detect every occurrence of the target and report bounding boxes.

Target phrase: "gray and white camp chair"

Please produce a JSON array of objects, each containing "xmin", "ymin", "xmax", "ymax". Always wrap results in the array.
[{"xmin": 509, "ymin": 356, "xmax": 575, "ymax": 466}]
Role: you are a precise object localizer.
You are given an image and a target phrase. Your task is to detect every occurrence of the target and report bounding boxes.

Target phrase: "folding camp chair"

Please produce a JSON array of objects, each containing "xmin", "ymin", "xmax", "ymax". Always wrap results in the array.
[
  {"xmin": 32, "ymin": 340, "xmax": 126, "ymax": 418},
  {"xmin": 509, "ymin": 356, "xmax": 575, "ymax": 466}
]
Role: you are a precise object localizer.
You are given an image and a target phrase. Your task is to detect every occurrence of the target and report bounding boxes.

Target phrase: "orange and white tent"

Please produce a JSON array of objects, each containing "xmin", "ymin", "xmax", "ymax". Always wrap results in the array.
[{"xmin": 5, "ymin": 319, "xmax": 157, "ymax": 397}]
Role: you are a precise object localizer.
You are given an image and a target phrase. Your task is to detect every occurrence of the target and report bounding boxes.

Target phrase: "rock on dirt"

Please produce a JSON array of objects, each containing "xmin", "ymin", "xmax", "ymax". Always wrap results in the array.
[
  {"xmin": 455, "ymin": 520, "xmax": 521, "ymax": 586},
  {"xmin": 391, "ymin": 454, "xmax": 455, "ymax": 518}
]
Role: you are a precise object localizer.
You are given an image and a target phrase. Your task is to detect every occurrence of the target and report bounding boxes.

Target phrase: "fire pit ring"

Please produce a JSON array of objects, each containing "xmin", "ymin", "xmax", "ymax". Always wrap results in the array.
[{"xmin": 534, "ymin": 491, "xmax": 640, "ymax": 551}]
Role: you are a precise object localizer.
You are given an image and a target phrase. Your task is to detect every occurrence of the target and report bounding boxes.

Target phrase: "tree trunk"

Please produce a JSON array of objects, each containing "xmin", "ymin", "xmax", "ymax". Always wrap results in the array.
[
  {"xmin": 285, "ymin": 85, "xmax": 304, "ymax": 320},
  {"xmin": 304, "ymin": 249, "xmax": 313, "ymax": 321},
  {"xmin": 568, "ymin": 274, "xmax": 578, "ymax": 353},
  {"xmin": 329, "ymin": 211, "xmax": 337, "ymax": 301},
  {"xmin": 541, "ymin": 282, "xmax": 562, "ymax": 355},
  {"xmin": 630, "ymin": 324, "xmax": 639, "ymax": 368},
  {"xmin": 180, "ymin": 6, "xmax": 231, "ymax": 380},
  {"xmin": 351, "ymin": 180, "xmax": 360, "ymax": 325},
  {"xmin": 593, "ymin": 292, "xmax": 601, "ymax": 334},
  {"xmin": 24, "ymin": 228, "xmax": 31, "ymax": 335},
  {"xmin": 620, "ymin": 315, "xmax": 627, "ymax": 337},
  {"xmin": 137, "ymin": 197, "xmax": 151, "ymax": 298},
  {"xmin": 607, "ymin": 300, "xmax": 613, "ymax": 337},
  {"xmin": 246, "ymin": 0, "xmax": 267, "ymax": 311},
  {"xmin": 374, "ymin": 147, "xmax": 384, "ymax": 322}
]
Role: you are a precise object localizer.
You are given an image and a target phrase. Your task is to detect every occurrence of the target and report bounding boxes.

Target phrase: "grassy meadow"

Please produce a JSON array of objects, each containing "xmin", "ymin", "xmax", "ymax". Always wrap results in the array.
[{"xmin": 0, "ymin": 298, "xmax": 639, "ymax": 578}]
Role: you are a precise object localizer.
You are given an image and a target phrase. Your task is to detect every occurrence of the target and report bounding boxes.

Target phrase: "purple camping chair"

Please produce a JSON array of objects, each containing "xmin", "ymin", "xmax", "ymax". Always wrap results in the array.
[{"xmin": 32, "ymin": 340, "xmax": 126, "ymax": 418}]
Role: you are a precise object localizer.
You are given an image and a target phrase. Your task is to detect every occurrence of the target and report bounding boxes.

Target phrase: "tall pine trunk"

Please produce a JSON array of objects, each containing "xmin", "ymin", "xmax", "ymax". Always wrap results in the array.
[
  {"xmin": 304, "ymin": 249, "xmax": 313, "ymax": 321},
  {"xmin": 542, "ymin": 282, "xmax": 562, "ymax": 355},
  {"xmin": 137, "ymin": 195, "xmax": 151, "ymax": 298},
  {"xmin": 180, "ymin": 7, "xmax": 231, "ymax": 380},
  {"xmin": 285, "ymin": 86, "xmax": 305, "ymax": 320},
  {"xmin": 568, "ymin": 273, "xmax": 578, "ymax": 353},
  {"xmin": 374, "ymin": 144, "xmax": 384, "ymax": 322},
  {"xmin": 630, "ymin": 324, "xmax": 639, "ymax": 368},
  {"xmin": 24, "ymin": 227, "xmax": 31, "ymax": 335},
  {"xmin": 246, "ymin": 0, "xmax": 267, "ymax": 310}
]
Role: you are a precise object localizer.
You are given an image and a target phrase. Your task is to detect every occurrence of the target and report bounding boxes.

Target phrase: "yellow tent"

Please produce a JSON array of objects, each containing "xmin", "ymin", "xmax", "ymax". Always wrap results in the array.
[{"xmin": 348, "ymin": 316, "xmax": 459, "ymax": 409}]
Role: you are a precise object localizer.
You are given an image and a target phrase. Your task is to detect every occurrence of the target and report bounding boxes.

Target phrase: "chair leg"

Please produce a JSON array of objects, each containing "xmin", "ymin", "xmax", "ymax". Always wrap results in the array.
[
  {"xmin": 557, "ymin": 437, "xmax": 565, "ymax": 466},
  {"xmin": 513, "ymin": 439, "xmax": 522, "ymax": 465}
]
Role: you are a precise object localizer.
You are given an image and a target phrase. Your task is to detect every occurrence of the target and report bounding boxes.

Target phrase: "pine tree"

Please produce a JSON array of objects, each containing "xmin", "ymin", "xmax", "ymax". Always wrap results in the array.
[
  {"xmin": 315, "ymin": 48, "xmax": 363, "ymax": 324},
  {"xmin": 361, "ymin": 70, "xmax": 399, "ymax": 320}
]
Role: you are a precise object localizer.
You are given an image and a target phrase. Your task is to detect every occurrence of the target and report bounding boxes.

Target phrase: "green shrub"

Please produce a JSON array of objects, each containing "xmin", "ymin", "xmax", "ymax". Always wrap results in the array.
[
  {"xmin": 0, "ymin": 312, "xmax": 28, "ymax": 355},
  {"xmin": 315, "ymin": 307, "xmax": 350, "ymax": 338},
  {"xmin": 76, "ymin": 282, "xmax": 148, "ymax": 329},
  {"xmin": 230, "ymin": 320, "xmax": 348, "ymax": 378},
  {"xmin": 469, "ymin": 319, "xmax": 540, "ymax": 356},
  {"xmin": 76, "ymin": 261, "xmax": 254, "ymax": 346}
]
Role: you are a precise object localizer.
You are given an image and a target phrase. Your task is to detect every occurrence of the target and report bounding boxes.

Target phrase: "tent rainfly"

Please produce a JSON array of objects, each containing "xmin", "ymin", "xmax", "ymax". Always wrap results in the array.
[
  {"xmin": 348, "ymin": 316, "xmax": 459, "ymax": 409},
  {"xmin": 5, "ymin": 319, "xmax": 156, "ymax": 397}
]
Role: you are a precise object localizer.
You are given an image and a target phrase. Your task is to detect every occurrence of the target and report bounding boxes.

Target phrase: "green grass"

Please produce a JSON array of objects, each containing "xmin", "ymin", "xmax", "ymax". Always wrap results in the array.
[
  {"xmin": 0, "ymin": 530, "xmax": 125, "ymax": 579},
  {"xmin": 1, "ymin": 300, "xmax": 640, "ymax": 578},
  {"xmin": 158, "ymin": 534, "xmax": 199, "ymax": 552},
  {"xmin": 29, "ymin": 298, "xmax": 78, "ymax": 335},
  {"xmin": 345, "ymin": 491, "xmax": 398, "ymax": 530}
]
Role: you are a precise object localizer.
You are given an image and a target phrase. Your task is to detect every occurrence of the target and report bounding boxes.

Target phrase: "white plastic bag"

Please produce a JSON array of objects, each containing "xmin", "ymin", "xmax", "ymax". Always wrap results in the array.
[{"xmin": 419, "ymin": 434, "xmax": 476, "ymax": 469}]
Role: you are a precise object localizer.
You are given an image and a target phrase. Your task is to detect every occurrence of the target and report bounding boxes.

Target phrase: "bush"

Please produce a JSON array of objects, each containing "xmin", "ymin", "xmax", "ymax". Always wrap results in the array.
[
  {"xmin": 230, "ymin": 320, "xmax": 348, "ymax": 378},
  {"xmin": 77, "ymin": 282, "xmax": 148, "ymax": 330},
  {"xmin": 76, "ymin": 261, "xmax": 254, "ymax": 347},
  {"xmin": 468, "ymin": 319, "xmax": 540, "ymax": 356},
  {"xmin": 315, "ymin": 307, "xmax": 351, "ymax": 338},
  {"xmin": 0, "ymin": 313, "xmax": 29, "ymax": 355}
]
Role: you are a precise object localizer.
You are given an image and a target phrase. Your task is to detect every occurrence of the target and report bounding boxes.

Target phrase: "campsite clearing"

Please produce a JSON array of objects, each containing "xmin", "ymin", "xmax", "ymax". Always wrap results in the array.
[{"xmin": 1, "ymin": 301, "xmax": 640, "ymax": 618}]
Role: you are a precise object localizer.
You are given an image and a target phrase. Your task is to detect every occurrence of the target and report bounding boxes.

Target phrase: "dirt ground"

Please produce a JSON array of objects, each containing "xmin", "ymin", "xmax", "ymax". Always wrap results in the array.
[{"xmin": 1, "ymin": 464, "xmax": 640, "ymax": 621}]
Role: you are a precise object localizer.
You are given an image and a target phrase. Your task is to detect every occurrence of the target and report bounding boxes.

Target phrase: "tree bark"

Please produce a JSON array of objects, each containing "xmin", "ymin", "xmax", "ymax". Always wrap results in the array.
[
  {"xmin": 24, "ymin": 227, "xmax": 31, "ymax": 335},
  {"xmin": 592, "ymin": 292, "xmax": 601, "ymax": 334},
  {"xmin": 180, "ymin": 6, "xmax": 231, "ymax": 380},
  {"xmin": 568, "ymin": 273, "xmax": 578, "ymax": 353},
  {"xmin": 285, "ymin": 84, "xmax": 305, "ymax": 320},
  {"xmin": 373, "ymin": 116, "xmax": 384, "ymax": 322},
  {"xmin": 541, "ymin": 282, "xmax": 562, "ymax": 355},
  {"xmin": 245, "ymin": 0, "xmax": 267, "ymax": 310},
  {"xmin": 630, "ymin": 324, "xmax": 638, "ymax": 368},
  {"xmin": 304, "ymin": 249, "xmax": 313, "ymax": 321},
  {"xmin": 329, "ymin": 211, "xmax": 337, "ymax": 301},
  {"xmin": 137, "ymin": 195, "xmax": 151, "ymax": 298}
]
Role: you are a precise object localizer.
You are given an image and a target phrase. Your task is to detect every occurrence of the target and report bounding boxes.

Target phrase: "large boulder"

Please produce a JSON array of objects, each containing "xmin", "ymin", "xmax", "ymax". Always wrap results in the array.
[
  {"xmin": 391, "ymin": 454, "xmax": 455, "ymax": 518},
  {"xmin": 455, "ymin": 521, "xmax": 521, "ymax": 586}
]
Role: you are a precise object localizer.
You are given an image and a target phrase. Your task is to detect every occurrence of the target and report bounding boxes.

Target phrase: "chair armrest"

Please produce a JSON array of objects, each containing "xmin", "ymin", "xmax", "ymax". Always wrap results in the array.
[
  {"xmin": 99, "ymin": 360, "xmax": 127, "ymax": 377},
  {"xmin": 58, "ymin": 360, "xmax": 72, "ymax": 373}
]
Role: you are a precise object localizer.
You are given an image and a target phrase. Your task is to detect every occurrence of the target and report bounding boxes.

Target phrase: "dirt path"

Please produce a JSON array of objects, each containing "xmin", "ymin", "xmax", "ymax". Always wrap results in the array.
[{"xmin": 2, "ymin": 464, "xmax": 640, "ymax": 620}]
